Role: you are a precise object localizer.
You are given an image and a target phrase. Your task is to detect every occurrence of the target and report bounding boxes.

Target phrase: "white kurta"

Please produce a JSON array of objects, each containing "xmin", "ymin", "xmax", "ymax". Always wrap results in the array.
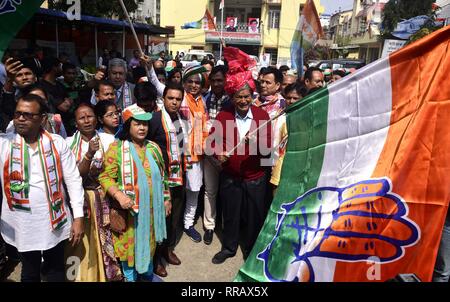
[{"xmin": 0, "ymin": 132, "xmax": 85, "ymax": 252}]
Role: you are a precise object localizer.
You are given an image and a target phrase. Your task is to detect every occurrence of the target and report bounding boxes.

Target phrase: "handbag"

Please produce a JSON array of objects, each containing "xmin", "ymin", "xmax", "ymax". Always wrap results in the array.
[{"xmin": 108, "ymin": 196, "xmax": 128, "ymax": 234}]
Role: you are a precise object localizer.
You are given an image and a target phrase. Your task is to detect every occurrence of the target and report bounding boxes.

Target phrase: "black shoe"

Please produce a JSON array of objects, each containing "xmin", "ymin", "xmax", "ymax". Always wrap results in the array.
[
  {"xmin": 212, "ymin": 251, "xmax": 234, "ymax": 264},
  {"xmin": 203, "ymin": 230, "xmax": 214, "ymax": 245},
  {"xmin": 184, "ymin": 226, "xmax": 201, "ymax": 243}
]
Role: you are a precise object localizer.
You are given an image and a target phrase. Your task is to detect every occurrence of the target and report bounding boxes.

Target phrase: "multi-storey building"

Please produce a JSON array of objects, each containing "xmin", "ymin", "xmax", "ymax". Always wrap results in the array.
[
  {"xmin": 160, "ymin": 0, "xmax": 324, "ymax": 66},
  {"xmin": 132, "ymin": 0, "xmax": 161, "ymax": 25},
  {"xmin": 329, "ymin": 9, "xmax": 353, "ymax": 45},
  {"xmin": 329, "ymin": 0, "xmax": 389, "ymax": 63}
]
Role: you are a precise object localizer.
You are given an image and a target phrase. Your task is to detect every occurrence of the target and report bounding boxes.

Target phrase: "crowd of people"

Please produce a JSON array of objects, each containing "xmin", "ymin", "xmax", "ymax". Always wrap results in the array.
[{"xmin": 0, "ymin": 44, "xmax": 448, "ymax": 283}]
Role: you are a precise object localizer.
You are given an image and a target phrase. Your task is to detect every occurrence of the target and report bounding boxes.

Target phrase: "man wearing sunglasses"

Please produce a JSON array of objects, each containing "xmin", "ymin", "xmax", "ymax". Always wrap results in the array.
[{"xmin": 0, "ymin": 94, "xmax": 85, "ymax": 282}]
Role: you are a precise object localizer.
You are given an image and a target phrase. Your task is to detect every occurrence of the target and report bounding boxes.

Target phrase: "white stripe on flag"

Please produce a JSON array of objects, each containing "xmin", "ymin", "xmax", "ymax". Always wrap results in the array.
[
  {"xmin": 316, "ymin": 57, "xmax": 393, "ymax": 282},
  {"xmin": 283, "ymin": 57, "xmax": 394, "ymax": 282}
]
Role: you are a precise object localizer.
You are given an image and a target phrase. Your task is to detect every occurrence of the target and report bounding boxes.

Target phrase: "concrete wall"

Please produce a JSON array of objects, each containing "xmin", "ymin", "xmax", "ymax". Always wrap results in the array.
[
  {"xmin": 160, "ymin": 0, "xmax": 211, "ymax": 53},
  {"xmin": 160, "ymin": 0, "xmax": 324, "ymax": 64}
]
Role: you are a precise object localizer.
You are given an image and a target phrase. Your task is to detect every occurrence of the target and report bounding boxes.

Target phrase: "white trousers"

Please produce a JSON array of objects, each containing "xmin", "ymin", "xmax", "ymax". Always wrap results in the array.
[{"xmin": 184, "ymin": 161, "xmax": 203, "ymax": 229}]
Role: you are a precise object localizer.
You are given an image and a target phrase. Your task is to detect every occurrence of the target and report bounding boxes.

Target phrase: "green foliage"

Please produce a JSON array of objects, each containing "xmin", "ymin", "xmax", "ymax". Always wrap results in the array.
[
  {"xmin": 51, "ymin": 0, "xmax": 138, "ymax": 19},
  {"xmin": 305, "ymin": 45, "xmax": 331, "ymax": 61},
  {"xmin": 381, "ymin": 0, "xmax": 435, "ymax": 36},
  {"xmin": 335, "ymin": 35, "xmax": 351, "ymax": 47},
  {"xmin": 406, "ymin": 26, "xmax": 440, "ymax": 44}
]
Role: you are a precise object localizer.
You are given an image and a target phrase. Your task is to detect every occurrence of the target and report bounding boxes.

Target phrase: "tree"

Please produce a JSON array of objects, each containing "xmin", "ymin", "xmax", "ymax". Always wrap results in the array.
[
  {"xmin": 51, "ymin": 0, "xmax": 138, "ymax": 19},
  {"xmin": 305, "ymin": 45, "xmax": 331, "ymax": 61},
  {"xmin": 381, "ymin": 0, "xmax": 435, "ymax": 36}
]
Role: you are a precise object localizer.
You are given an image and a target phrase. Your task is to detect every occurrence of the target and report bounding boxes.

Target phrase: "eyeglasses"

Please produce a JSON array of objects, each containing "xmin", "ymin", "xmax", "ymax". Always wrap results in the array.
[
  {"xmin": 103, "ymin": 111, "xmax": 121, "ymax": 118},
  {"xmin": 13, "ymin": 111, "xmax": 42, "ymax": 120}
]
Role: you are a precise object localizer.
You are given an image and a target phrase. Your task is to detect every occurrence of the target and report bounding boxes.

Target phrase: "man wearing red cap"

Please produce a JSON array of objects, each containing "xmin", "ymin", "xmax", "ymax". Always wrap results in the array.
[{"xmin": 207, "ymin": 47, "xmax": 272, "ymax": 264}]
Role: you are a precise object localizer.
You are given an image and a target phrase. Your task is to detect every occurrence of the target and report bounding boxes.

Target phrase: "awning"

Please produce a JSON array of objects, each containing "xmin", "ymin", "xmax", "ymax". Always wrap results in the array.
[
  {"xmin": 36, "ymin": 8, "xmax": 173, "ymax": 35},
  {"xmin": 331, "ymin": 44, "xmax": 360, "ymax": 50}
]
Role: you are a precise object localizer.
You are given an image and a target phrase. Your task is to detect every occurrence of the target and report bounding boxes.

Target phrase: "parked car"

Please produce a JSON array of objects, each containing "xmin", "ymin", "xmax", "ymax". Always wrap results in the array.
[
  {"xmin": 181, "ymin": 51, "xmax": 214, "ymax": 69},
  {"xmin": 315, "ymin": 59, "xmax": 366, "ymax": 73},
  {"xmin": 307, "ymin": 60, "xmax": 320, "ymax": 67}
]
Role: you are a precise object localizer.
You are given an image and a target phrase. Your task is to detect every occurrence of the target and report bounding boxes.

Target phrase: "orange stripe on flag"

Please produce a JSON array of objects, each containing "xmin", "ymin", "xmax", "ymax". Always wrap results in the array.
[{"xmin": 333, "ymin": 26, "xmax": 450, "ymax": 282}]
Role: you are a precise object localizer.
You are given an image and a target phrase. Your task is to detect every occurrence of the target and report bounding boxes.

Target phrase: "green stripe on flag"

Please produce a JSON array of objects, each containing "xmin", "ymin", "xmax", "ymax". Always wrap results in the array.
[
  {"xmin": 235, "ymin": 87, "xmax": 330, "ymax": 282},
  {"xmin": 0, "ymin": 1, "xmax": 44, "ymax": 60}
]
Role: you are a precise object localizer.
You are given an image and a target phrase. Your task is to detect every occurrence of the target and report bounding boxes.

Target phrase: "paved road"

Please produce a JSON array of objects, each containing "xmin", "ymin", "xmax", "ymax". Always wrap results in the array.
[{"xmin": 2, "ymin": 219, "xmax": 244, "ymax": 282}]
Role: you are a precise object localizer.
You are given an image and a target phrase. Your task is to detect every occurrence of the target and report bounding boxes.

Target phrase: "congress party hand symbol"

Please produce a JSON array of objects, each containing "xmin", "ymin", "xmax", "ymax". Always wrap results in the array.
[
  {"xmin": 257, "ymin": 178, "xmax": 420, "ymax": 282},
  {"xmin": 0, "ymin": 1, "xmax": 22, "ymax": 15}
]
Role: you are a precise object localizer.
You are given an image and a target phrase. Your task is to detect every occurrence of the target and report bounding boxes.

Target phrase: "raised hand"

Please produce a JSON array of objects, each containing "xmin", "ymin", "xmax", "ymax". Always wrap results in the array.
[
  {"xmin": 87, "ymin": 136, "xmax": 100, "ymax": 157},
  {"xmin": 5, "ymin": 57, "xmax": 23, "ymax": 81},
  {"xmin": 139, "ymin": 54, "xmax": 152, "ymax": 69},
  {"xmin": 94, "ymin": 70, "xmax": 105, "ymax": 81},
  {"xmin": 257, "ymin": 178, "xmax": 420, "ymax": 282}
]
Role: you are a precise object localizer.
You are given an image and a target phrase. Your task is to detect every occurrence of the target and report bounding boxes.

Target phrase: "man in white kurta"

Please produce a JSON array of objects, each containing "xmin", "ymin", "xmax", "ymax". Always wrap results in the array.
[{"xmin": 0, "ymin": 94, "xmax": 85, "ymax": 282}]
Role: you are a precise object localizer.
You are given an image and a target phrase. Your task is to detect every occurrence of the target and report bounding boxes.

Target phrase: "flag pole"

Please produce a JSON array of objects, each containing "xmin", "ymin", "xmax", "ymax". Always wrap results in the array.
[
  {"xmin": 118, "ymin": 0, "xmax": 144, "ymax": 55},
  {"xmin": 225, "ymin": 109, "xmax": 286, "ymax": 157},
  {"xmin": 299, "ymin": 23, "xmax": 304, "ymax": 77},
  {"xmin": 219, "ymin": 2, "xmax": 224, "ymax": 61}
]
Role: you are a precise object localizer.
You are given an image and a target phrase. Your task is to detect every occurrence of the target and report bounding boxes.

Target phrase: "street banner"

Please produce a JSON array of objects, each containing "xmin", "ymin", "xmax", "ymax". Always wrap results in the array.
[
  {"xmin": 290, "ymin": 0, "xmax": 323, "ymax": 73},
  {"xmin": 236, "ymin": 25, "xmax": 450, "ymax": 282},
  {"xmin": 0, "ymin": 0, "xmax": 45, "ymax": 59}
]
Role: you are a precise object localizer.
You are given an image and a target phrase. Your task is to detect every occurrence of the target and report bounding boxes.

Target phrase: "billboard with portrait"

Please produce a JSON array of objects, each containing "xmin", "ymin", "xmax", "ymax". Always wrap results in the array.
[
  {"xmin": 226, "ymin": 17, "xmax": 238, "ymax": 32},
  {"xmin": 248, "ymin": 18, "xmax": 260, "ymax": 33}
]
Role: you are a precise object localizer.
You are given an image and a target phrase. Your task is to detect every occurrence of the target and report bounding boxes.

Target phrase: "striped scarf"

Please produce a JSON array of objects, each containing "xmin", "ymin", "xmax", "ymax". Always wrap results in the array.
[
  {"xmin": 69, "ymin": 131, "xmax": 104, "ymax": 169},
  {"xmin": 3, "ymin": 131, "xmax": 68, "ymax": 230},
  {"xmin": 180, "ymin": 93, "xmax": 206, "ymax": 162},
  {"xmin": 117, "ymin": 83, "xmax": 133, "ymax": 110},
  {"xmin": 161, "ymin": 108, "xmax": 184, "ymax": 187}
]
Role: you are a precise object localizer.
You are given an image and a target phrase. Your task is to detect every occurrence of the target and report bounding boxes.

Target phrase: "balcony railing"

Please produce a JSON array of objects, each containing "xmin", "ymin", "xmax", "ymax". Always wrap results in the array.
[{"xmin": 213, "ymin": 22, "xmax": 261, "ymax": 34}]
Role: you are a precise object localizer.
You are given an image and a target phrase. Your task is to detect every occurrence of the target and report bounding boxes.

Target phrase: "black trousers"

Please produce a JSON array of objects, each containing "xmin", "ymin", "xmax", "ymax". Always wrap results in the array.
[
  {"xmin": 164, "ymin": 185, "xmax": 185, "ymax": 249},
  {"xmin": 19, "ymin": 240, "xmax": 66, "ymax": 282},
  {"xmin": 219, "ymin": 172, "xmax": 269, "ymax": 257}
]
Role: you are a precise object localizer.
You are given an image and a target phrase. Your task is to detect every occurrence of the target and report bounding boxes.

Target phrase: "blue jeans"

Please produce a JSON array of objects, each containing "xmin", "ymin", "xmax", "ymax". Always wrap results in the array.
[
  {"xmin": 433, "ymin": 211, "xmax": 450, "ymax": 282},
  {"xmin": 121, "ymin": 262, "xmax": 154, "ymax": 282}
]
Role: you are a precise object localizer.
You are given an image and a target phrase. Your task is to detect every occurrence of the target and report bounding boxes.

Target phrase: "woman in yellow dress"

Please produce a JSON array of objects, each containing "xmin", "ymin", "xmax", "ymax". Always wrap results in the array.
[{"xmin": 66, "ymin": 103, "xmax": 122, "ymax": 281}]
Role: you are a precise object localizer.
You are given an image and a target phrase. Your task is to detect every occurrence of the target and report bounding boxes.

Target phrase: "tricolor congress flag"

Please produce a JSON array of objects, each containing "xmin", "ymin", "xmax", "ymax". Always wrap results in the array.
[
  {"xmin": 290, "ymin": 0, "xmax": 323, "ymax": 72},
  {"xmin": 181, "ymin": 9, "xmax": 215, "ymax": 30},
  {"xmin": 0, "ymin": 0, "xmax": 44, "ymax": 59},
  {"xmin": 236, "ymin": 25, "xmax": 450, "ymax": 282}
]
